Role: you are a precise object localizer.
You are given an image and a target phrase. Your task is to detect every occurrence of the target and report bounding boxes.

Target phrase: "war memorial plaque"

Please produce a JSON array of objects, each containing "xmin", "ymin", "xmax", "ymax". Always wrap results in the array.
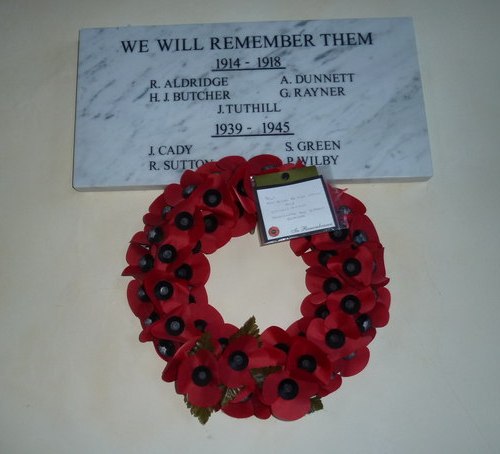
[{"xmin": 73, "ymin": 17, "xmax": 432, "ymax": 190}]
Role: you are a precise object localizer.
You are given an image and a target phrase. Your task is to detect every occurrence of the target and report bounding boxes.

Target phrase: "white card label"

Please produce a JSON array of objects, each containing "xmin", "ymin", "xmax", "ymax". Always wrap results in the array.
[{"xmin": 255, "ymin": 176, "xmax": 336, "ymax": 244}]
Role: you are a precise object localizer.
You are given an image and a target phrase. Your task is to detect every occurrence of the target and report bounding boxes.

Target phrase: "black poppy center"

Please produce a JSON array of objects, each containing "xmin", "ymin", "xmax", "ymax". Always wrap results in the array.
[
  {"xmin": 139, "ymin": 254, "xmax": 154, "ymax": 272},
  {"xmin": 343, "ymin": 258, "xmax": 362, "ymax": 276},
  {"xmin": 318, "ymin": 250, "xmax": 337, "ymax": 266},
  {"xmin": 228, "ymin": 350, "xmax": 249, "ymax": 371},
  {"xmin": 166, "ymin": 316, "xmax": 185, "ymax": 336},
  {"xmin": 356, "ymin": 314, "xmax": 372, "ymax": 333},
  {"xmin": 236, "ymin": 179, "xmax": 247, "ymax": 196},
  {"xmin": 278, "ymin": 378, "xmax": 299, "ymax": 400},
  {"xmin": 192, "ymin": 366, "xmax": 212, "ymax": 387},
  {"xmin": 275, "ymin": 343, "xmax": 289, "ymax": 353},
  {"xmin": 144, "ymin": 312, "xmax": 159, "ymax": 326},
  {"xmin": 353, "ymin": 230, "xmax": 368, "ymax": 245},
  {"xmin": 175, "ymin": 212, "xmax": 194, "ymax": 230},
  {"xmin": 157, "ymin": 339, "xmax": 176, "ymax": 357},
  {"xmin": 341, "ymin": 295, "xmax": 361, "ymax": 314},
  {"xmin": 315, "ymin": 304, "xmax": 330, "ymax": 319},
  {"xmin": 137, "ymin": 286, "xmax": 150, "ymax": 302},
  {"xmin": 203, "ymin": 189, "xmax": 222, "ymax": 207},
  {"xmin": 147, "ymin": 226, "xmax": 163, "ymax": 244},
  {"xmin": 194, "ymin": 319, "xmax": 207, "ymax": 332},
  {"xmin": 298, "ymin": 354, "xmax": 317, "ymax": 373},
  {"xmin": 323, "ymin": 278, "xmax": 342, "ymax": 294},
  {"xmin": 182, "ymin": 184, "xmax": 197, "ymax": 198},
  {"xmin": 158, "ymin": 244, "xmax": 177, "ymax": 263},
  {"xmin": 234, "ymin": 201, "xmax": 244, "ymax": 218},
  {"xmin": 204, "ymin": 214, "xmax": 218, "ymax": 233},
  {"xmin": 325, "ymin": 329, "xmax": 346, "ymax": 349},
  {"xmin": 154, "ymin": 281, "xmax": 173, "ymax": 300},
  {"xmin": 192, "ymin": 240, "xmax": 202, "ymax": 254},
  {"xmin": 161, "ymin": 205, "xmax": 173, "ymax": 219},
  {"xmin": 175, "ymin": 264, "xmax": 193, "ymax": 281},
  {"xmin": 329, "ymin": 228, "xmax": 349, "ymax": 242},
  {"xmin": 218, "ymin": 337, "xmax": 229, "ymax": 347}
]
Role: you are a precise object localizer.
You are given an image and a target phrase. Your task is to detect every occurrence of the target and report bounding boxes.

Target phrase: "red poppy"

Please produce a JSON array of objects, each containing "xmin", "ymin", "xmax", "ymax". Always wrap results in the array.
[
  {"xmin": 143, "ymin": 193, "xmax": 168, "ymax": 226},
  {"xmin": 369, "ymin": 245, "xmax": 389, "ymax": 286},
  {"xmin": 127, "ymin": 279, "xmax": 154, "ymax": 320},
  {"xmin": 199, "ymin": 210, "xmax": 235, "ymax": 254},
  {"xmin": 162, "ymin": 204, "xmax": 206, "ymax": 250},
  {"xmin": 228, "ymin": 162, "xmax": 256, "ymax": 215},
  {"xmin": 129, "ymin": 230, "xmax": 149, "ymax": 246},
  {"xmin": 286, "ymin": 337, "xmax": 333, "ymax": 385},
  {"xmin": 137, "ymin": 311, "xmax": 161, "ymax": 343},
  {"xmin": 153, "ymin": 337, "xmax": 183, "ymax": 362},
  {"xmin": 366, "ymin": 286, "xmax": 391, "ymax": 327},
  {"xmin": 318, "ymin": 372, "xmax": 343, "ymax": 397},
  {"xmin": 231, "ymin": 207, "xmax": 257, "ymax": 238},
  {"xmin": 261, "ymin": 326, "xmax": 294, "ymax": 354},
  {"xmin": 306, "ymin": 312, "xmax": 373, "ymax": 362},
  {"xmin": 142, "ymin": 270, "xmax": 190, "ymax": 313},
  {"xmin": 188, "ymin": 285, "xmax": 208, "ymax": 306},
  {"xmin": 326, "ymin": 245, "xmax": 375, "ymax": 287},
  {"xmin": 149, "ymin": 233, "xmax": 194, "ymax": 273},
  {"xmin": 305, "ymin": 266, "xmax": 346, "ymax": 297},
  {"xmin": 222, "ymin": 391, "xmax": 272, "ymax": 419},
  {"xmin": 179, "ymin": 169, "xmax": 206, "ymax": 191},
  {"xmin": 328, "ymin": 186, "xmax": 366, "ymax": 216},
  {"xmin": 218, "ymin": 335, "xmax": 285, "ymax": 389},
  {"xmin": 193, "ymin": 160, "xmax": 222, "ymax": 175},
  {"xmin": 216, "ymin": 155, "xmax": 247, "ymax": 173},
  {"xmin": 261, "ymin": 370, "xmax": 319, "ymax": 421},
  {"xmin": 290, "ymin": 235, "xmax": 313, "ymax": 256},
  {"xmin": 346, "ymin": 213, "xmax": 380, "ymax": 246},
  {"xmin": 164, "ymin": 181, "xmax": 187, "ymax": 206},
  {"xmin": 152, "ymin": 251, "xmax": 211, "ymax": 288},
  {"xmin": 143, "ymin": 183, "xmax": 184, "ymax": 226},
  {"xmin": 176, "ymin": 349, "xmax": 222, "ymax": 407},
  {"xmin": 187, "ymin": 303, "xmax": 225, "ymax": 336},
  {"xmin": 301, "ymin": 286, "xmax": 376, "ymax": 320},
  {"xmin": 333, "ymin": 346, "xmax": 371, "ymax": 377},
  {"xmin": 179, "ymin": 171, "xmax": 239, "ymax": 221},
  {"xmin": 205, "ymin": 322, "xmax": 239, "ymax": 355},
  {"xmin": 286, "ymin": 317, "xmax": 314, "ymax": 338},
  {"xmin": 149, "ymin": 303, "xmax": 199, "ymax": 343},
  {"xmin": 161, "ymin": 340, "xmax": 196, "ymax": 383},
  {"xmin": 122, "ymin": 242, "xmax": 155, "ymax": 278},
  {"xmin": 302, "ymin": 247, "xmax": 339, "ymax": 268},
  {"xmin": 306, "ymin": 228, "xmax": 352, "ymax": 253}
]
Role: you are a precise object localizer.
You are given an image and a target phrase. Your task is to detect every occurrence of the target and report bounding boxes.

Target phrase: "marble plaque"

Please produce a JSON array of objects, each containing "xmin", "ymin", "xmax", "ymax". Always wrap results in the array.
[{"xmin": 73, "ymin": 17, "xmax": 432, "ymax": 190}]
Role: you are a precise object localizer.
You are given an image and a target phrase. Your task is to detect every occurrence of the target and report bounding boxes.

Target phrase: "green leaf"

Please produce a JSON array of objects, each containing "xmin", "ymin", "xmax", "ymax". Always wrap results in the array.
[
  {"xmin": 309, "ymin": 396, "xmax": 324, "ymax": 414},
  {"xmin": 250, "ymin": 365, "xmax": 282, "ymax": 387},
  {"xmin": 184, "ymin": 396, "xmax": 214, "ymax": 425},
  {"xmin": 231, "ymin": 316, "xmax": 260, "ymax": 340},
  {"xmin": 189, "ymin": 332, "xmax": 215, "ymax": 355},
  {"xmin": 220, "ymin": 386, "xmax": 243, "ymax": 407}
]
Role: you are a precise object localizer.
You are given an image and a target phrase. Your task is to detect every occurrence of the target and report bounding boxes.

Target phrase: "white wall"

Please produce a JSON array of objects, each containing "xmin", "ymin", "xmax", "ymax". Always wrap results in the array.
[{"xmin": 1, "ymin": 0, "xmax": 499, "ymax": 453}]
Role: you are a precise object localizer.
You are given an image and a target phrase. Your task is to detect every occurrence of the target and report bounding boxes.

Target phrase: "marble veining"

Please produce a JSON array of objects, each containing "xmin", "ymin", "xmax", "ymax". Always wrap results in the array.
[{"xmin": 73, "ymin": 17, "xmax": 432, "ymax": 190}]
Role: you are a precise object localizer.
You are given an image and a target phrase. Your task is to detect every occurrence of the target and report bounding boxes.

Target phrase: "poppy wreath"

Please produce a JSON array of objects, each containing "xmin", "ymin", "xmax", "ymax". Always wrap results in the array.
[{"xmin": 123, "ymin": 154, "xmax": 390, "ymax": 423}]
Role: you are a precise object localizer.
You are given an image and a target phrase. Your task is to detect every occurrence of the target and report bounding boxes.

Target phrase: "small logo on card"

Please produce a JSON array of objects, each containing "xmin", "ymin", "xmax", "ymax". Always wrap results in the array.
[{"xmin": 268, "ymin": 226, "xmax": 280, "ymax": 237}]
